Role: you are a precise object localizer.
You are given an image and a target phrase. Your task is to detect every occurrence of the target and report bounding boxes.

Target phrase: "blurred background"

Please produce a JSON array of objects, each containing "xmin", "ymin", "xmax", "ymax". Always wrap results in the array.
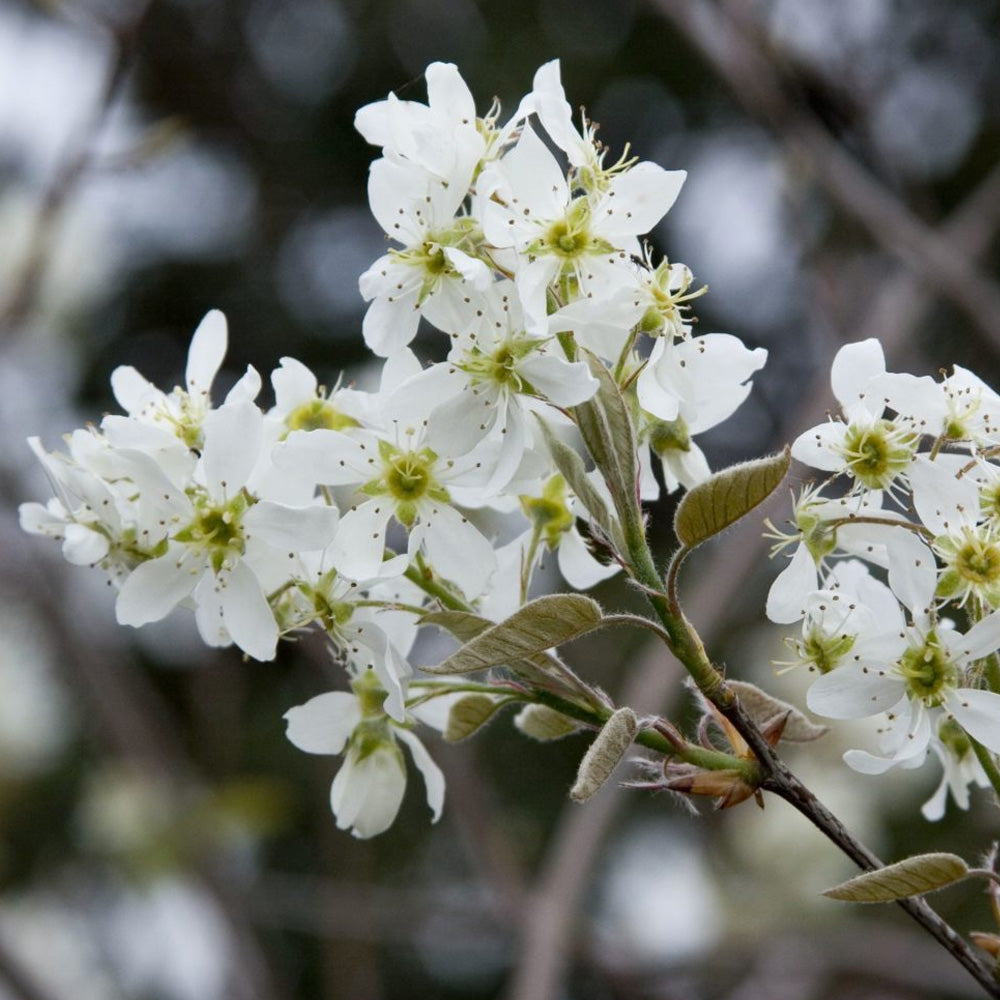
[{"xmin": 2, "ymin": 0, "xmax": 1000, "ymax": 997}]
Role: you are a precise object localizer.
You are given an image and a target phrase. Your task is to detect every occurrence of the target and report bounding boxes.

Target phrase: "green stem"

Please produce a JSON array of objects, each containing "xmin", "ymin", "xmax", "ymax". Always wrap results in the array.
[
  {"xmin": 403, "ymin": 562, "xmax": 472, "ymax": 613},
  {"xmin": 972, "ymin": 738, "xmax": 1000, "ymax": 802}
]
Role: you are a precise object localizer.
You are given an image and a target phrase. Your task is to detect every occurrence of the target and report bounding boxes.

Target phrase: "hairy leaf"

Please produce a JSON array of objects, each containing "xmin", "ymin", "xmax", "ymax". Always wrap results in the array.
[
  {"xmin": 823, "ymin": 854, "xmax": 969, "ymax": 903},
  {"xmin": 444, "ymin": 694, "xmax": 504, "ymax": 742},
  {"xmin": 674, "ymin": 447, "xmax": 790, "ymax": 548},
  {"xmin": 535, "ymin": 416, "xmax": 623, "ymax": 550},
  {"xmin": 424, "ymin": 595, "xmax": 605, "ymax": 675},
  {"xmin": 572, "ymin": 352, "xmax": 638, "ymax": 527},
  {"xmin": 570, "ymin": 707, "xmax": 637, "ymax": 802},
  {"xmin": 728, "ymin": 680, "xmax": 828, "ymax": 742},
  {"xmin": 515, "ymin": 704, "xmax": 583, "ymax": 741}
]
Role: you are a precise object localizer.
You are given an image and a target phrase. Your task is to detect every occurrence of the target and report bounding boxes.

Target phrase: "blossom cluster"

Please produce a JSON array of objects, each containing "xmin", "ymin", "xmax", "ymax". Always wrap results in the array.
[
  {"xmin": 768, "ymin": 338, "xmax": 1000, "ymax": 818},
  {"xmin": 20, "ymin": 61, "xmax": 768, "ymax": 837}
]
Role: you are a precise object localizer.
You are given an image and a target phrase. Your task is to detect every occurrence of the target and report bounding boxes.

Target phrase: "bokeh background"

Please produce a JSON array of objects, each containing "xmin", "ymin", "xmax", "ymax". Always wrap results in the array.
[{"xmin": 2, "ymin": 0, "xmax": 1000, "ymax": 997}]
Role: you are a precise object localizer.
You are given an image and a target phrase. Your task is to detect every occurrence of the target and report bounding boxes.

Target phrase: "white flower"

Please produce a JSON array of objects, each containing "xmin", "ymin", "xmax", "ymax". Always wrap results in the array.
[
  {"xmin": 273, "ymin": 421, "xmax": 498, "ymax": 598},
  {"xmin": 284, "ymin": 672, "xmax": 444, "ymax": 839},
  {"xmin": 115, "ymin": 399, "xmax": 339, "ymax": 660},
  {"xmin": 871, "ymin": 364, "xmax": 1000, "ymax": 452},
  {"xmin": 479, "ymin": 123, "xmax": 684, "ymax": 334},
  {"xmin": 360, "ymin": 156, "xmax": 492, "ymax": 355},
  {"xmin": 808, "ymin": 610, "xmax": 1000, "ymax": 770},
  {"xmin": 921, "ymin": 717, "xmax": 990, "ymax": 820},
  {"xmin": 387, "ymin": 281, "xmax": 597, "ymax": 491},
  {"xmin": 792, "ymin": 339, "xmax": 919, "ymax": 497}
]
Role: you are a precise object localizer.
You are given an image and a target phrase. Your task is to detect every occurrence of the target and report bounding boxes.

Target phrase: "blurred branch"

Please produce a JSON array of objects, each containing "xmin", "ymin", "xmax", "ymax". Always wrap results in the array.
[
  {"xmin": 0, "ymin": 1, "xmax": 151, "ymax": 337},
  {"xmin": 650, "ymin": 0, "xmax": 1000, "ymax": 357},
  {"xmin": 502, "ymin": 646, "xmax": 684, "ymax": 1000},
  {"xmin": 0, "ymin": 936, "xmax": 63, "ymax": 1000},
  {"xmin": 0, "ymin": 509, "xmax": 285, "ymax": 1000}
]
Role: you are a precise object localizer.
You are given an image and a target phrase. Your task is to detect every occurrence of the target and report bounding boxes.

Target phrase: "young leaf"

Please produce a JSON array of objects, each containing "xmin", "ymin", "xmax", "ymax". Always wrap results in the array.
[
  {"xmin": 570, "ymin": 707, "xmax": 637, "ymax": 801},
  {"xmin": 823, "ymin": 854, "xmax": 970, "ymax": 903},
  {"xmin": 422, "ymin": 608, "xmax": 589, "ymax": 692},
  {"xmin": 572, "ymin": 351, "xmax": 638, "ymax": 526},
  {"xmin": 535, "ymin": 416, "xmax": 623, "ymax": 550},
  {"xmin": 423, "ymin": 594, "xmax": 605, "ymax": 675},
  {"xmin": 444, "ymin": 694, "xmax": 504, "ymax": 742},
  {"xmin": 727, "ymin": 680, "xmax": 828, "ymax": 742},
  {"xmin": 674, "ymin": 447, "xmax": 790, "ymax": 548},
  {"xmin": 515, "ymin": 704, "xmax": 583, "ymax": 741}
]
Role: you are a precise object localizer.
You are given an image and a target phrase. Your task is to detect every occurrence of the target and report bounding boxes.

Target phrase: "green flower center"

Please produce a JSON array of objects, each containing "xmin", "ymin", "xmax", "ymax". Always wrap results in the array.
[
  {"xmin": 800, "ymin": 627, "xmax": 855, "ymax": 674},
  {"xmin": 174, "ymin": 492, "xmax": 250, "ymax": 573},
  {"xmin": 286, "ymin": 399, "xmax": 359, "ymax": 434},
  {"xmin": 898, "ymin": 636, "xmax": 955, "ymax": 706},
  {"xmin": 839, "ymin": 419, "xmax": 916, "ymax": 490}
]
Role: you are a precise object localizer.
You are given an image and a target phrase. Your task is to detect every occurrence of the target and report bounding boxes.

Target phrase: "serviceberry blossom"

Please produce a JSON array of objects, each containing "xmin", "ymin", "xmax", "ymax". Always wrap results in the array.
[{"xmin": 284, "ymin": 671, "xmax": 444, "ymax": 839}]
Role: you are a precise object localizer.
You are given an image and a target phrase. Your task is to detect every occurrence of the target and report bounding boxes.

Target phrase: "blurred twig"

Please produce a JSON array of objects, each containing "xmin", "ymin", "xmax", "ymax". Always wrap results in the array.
[
  {"xmin": 650, "ymin": 0, "xmax": 1000, "ymax": 356},
  {"xmin": 0, "ymin": 1, "xmax": 150, "ymax": 336}
]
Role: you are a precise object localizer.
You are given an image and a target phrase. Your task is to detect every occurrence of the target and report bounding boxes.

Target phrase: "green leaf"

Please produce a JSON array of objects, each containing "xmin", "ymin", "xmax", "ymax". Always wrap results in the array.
[
  {"xmin": 572, "ymin": 351, "xmax": 638, "ymax": 527},
  {"xmin": 515, "ymin": 704, "xmax": 583, "ymax": 741},
  {"xmin": 444, "ymin": 694, "xmax": 504, "ymax": 742},
  {"xmin": 535, "ymin": 416, "xmax": 623, "ymax": 550},
  {"xmin": 674, "ymin": 447, "xmax": 790, "ymax": 549},
  {"xmin": 422, "ymin": 594, "xmax": 605, "ymax": 675},
  {"xmin": 823, "ymin": 853, "xmax": 970, "ymax": 903},
  {"xmin": 421, "ymin": 606, "xmax": 584, "ymax": 689},
  {"xmin": 728, "ymin": 680, "xmax": 828, "ymax": 743},
  {"xmin": 570, "ymin": 707, "xmax": 637, "ymax": 802}
]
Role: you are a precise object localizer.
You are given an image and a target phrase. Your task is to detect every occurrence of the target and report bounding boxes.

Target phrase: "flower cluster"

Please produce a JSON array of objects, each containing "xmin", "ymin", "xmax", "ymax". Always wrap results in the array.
[
  {"xmin": 20, "ymin": 61, "xmax": 768, "ymax": 837},
  {"xmin": 768, "ymin": 338, "xmax": 1000, "ymax": 818}
]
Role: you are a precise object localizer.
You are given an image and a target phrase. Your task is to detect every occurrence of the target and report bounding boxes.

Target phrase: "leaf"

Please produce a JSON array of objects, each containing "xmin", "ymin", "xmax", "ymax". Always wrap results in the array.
[
  {"xmin": 570, "ymin": 707, "xmax": 637, "ymax": 802},
  {"xmin": 822, "ymin": 853, "xmax": 969, "ymax": 903},
  {"xmin": 515, "ymin": 704, "xmax": 583, "ymax": 741},
  {"xmin": 572, "ymin": 351, "xmax": 638, "ymax": 527},
  {"xmin": 423, "ymin": 595, "xmax": 605, "ymax": 675},
  {"xmin": 727, "ymin": 680, "xmax": 828, "ymax": 742},
  {"xmin": 535, "ymin": 417, "xmax": 623, "ymax": 550},
  {"xmin": 674, "ymin": 447, "xmax": 790, "ymax": 549},
  {"xmin": 444, "ymin": 694, "xmax": 504, "ymax": 742}
]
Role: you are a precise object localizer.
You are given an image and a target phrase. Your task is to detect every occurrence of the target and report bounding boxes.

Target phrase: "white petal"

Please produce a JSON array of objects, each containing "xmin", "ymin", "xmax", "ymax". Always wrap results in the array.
[
  {"xmin": 330, "ymin": 500, "xmax": 396, "ymax": 582},
  {"xmin": 362, "ymin": 288, "xmax": 422, "ymax": 357},
  {"xmin": 333, "ymin": 745, "xmax": 406, "ymax": 838},
  {"xmin": 116, "ymin": 554, "xmax": 200, "ymax": 626},
  {"xmin": 418, "ymin": 504, "xmax": 497, "ymax": 598},
  {"xmin": 185, "ymin": 310, "xmax": 228, "ymax": 399},
  {"xmin": 202, "ymin": 401, "xmax": 263, "ymax": 497},
  {"xmin": 271, "ymin": 357, "xmax": 318, "ymax": 411},
  {"xmin": 244, "ymin": 500, "xmax": 339, "ymax": 551},
  {"xmin": 831, "ymin": 339, "xmax": 885, "ymax": 414},
  {"xmin": 220, "ymin": 559, "xmax": 279, "ymax": 661},
  {"xmin": 806, "ymin": 663, "xmax": 903, "ymax": 719},
  {"xmin": 62, "ymin": 523, "xmax": 110, "ymax": 565},
  {"xmin": 765, "ymin": 543, "xmax": 817, "ymax": 624},
  {"xmin": 556, "ymin": 526, "xmax": 619, "ymax": 589},
  {"xmin": 518, "ymin": 354, "xmax": 598, "ymax": 407},
  {"xmin": 885, "ymin": 528, "xmax": 936, "ymax": 618},
  {"xmin": 284, "ymin": 692, "xmax": 362, "ymax": 755},
  {"xmin": 596, "ymin": 163, "xmax": 685, "ymax": 240},
  {"xmin": 946, "ymin": 689, "xmax": 1000, "ymax": 754},
  {"xmin": 396, "ymin": 729, "xmax": 445, "ymax": 823}
]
